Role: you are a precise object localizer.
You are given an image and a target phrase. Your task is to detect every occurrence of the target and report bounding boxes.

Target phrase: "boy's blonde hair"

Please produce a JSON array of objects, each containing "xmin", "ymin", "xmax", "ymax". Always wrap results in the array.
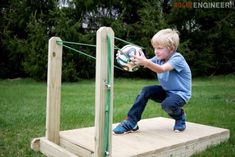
[{"xmin": 151, "ymin": 28, "xmax": 179, "ymax": 51}]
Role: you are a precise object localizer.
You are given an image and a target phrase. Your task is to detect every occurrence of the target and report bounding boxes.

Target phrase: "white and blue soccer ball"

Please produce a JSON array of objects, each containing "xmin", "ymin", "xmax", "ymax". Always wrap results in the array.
[{"xmin": 116, "ymin": 44, "xmax": 142, "ymax": 72}]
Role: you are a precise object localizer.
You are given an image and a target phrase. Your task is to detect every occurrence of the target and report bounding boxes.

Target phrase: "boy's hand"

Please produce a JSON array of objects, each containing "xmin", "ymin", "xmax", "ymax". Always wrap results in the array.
[{"xmin": 131, "ymin": 49, "xmax": 147, "ymax": 66}]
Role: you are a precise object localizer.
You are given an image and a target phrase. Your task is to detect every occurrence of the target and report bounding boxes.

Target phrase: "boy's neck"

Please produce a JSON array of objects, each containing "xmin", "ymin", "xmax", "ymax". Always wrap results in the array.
[{"xmin": 165, "ymin": 51, "xmax": 176, "ymax": 62}]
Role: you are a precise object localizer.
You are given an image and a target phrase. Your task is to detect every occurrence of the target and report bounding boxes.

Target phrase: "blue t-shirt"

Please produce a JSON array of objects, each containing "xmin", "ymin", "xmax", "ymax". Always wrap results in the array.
[{"xmin": 150, "ymin": 52, "xmax": 192, "ymax": 102}]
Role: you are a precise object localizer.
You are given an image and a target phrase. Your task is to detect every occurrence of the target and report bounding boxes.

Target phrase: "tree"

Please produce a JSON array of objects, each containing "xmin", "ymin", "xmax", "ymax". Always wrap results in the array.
[
  {"xmin": 0, "ymin": 0, "xmax": 29, "ymax": 78},
  {"xmin": 1, "ymin": 0, "xmax": 234, "ymax": 81}
]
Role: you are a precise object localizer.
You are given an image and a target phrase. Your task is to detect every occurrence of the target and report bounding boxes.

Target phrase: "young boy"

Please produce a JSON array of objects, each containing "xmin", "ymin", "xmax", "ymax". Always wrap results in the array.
[{"xmin": 113, "ymin": 28, "xmax": 192, "ymax": 134}]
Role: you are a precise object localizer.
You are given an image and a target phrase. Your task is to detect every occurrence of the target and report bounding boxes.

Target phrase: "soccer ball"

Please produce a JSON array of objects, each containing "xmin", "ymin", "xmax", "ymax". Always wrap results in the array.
[{"xmin": 116, "ymin": 44, "xmax": 142, "ymax": 72}]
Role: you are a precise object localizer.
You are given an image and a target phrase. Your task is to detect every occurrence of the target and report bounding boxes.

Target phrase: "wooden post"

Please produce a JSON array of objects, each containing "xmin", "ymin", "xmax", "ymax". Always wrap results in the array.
[
  {"xmin": 46, "ymin": 37, "xmax": 63, "ymax": 144},
  {"xmin": 95, "ymin": 27, "xmax": 114, "ymax": 157}
]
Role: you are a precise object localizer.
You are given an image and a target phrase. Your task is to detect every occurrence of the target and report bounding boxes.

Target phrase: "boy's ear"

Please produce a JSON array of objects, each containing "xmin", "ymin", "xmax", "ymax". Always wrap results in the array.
[{"xmin": 168, "ymin": 46, "xmax": 175, "ymax": 53}]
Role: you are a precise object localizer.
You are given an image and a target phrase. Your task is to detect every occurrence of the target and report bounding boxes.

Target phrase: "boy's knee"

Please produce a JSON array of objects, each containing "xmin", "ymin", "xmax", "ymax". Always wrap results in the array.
[
  {"xmin": 138, "ymin": 86, "xmax": 150, "ymax": 97},
  {"xmin": 161, "ymin": 104, "xmax": 175, "ymax": 115},
  {"xmin": 141, "ymin": 86, "xmax": 149, "ymax": 93},
  {"xmin": 161, "ymin": 102, "xmax": 183, "ymax": 119},
  {"xmin": 161, "ymin": 102, "xmax": 179, "ymax": 115}
]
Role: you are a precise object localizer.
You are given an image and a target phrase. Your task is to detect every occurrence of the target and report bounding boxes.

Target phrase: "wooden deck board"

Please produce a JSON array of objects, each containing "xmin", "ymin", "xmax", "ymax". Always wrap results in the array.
[{"xmin": 60, "ymin": 117, "xmax": 229, "ymax": 157}]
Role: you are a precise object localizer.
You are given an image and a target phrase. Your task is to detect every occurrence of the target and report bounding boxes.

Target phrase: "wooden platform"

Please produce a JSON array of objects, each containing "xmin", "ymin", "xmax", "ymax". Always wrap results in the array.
[{"xmin": 54, "ymin": 117, "xmax": 229, "ymax": 157}]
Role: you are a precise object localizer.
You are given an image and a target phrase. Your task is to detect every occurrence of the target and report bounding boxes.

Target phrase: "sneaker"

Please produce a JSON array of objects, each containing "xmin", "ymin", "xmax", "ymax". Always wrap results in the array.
[
  {"xmin": 174, "ymin": 113, "xmax": 186, "ymax": 132},
  {"xmin": 113, "ymin": 120, "xmax": 139, "ymax": 134}
]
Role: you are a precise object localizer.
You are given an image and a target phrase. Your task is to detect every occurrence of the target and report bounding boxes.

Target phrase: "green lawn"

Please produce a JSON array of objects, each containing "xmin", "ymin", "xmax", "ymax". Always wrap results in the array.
[{"xmin": 0, "ymin": 75, "xmax": 234, "ymax": 157}]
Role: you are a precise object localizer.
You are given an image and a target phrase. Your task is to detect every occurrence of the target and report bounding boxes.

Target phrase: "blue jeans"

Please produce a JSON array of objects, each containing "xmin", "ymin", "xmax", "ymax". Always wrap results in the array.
[{"xmin": 127, "ymin": 85, "xmax": 186, "ymax": 125}]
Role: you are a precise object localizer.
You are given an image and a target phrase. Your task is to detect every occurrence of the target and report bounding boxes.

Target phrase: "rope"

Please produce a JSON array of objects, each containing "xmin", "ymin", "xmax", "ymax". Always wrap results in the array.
[
  {"xmin": 103, "ymin": 34, "xmax": 112, "ymax": 157},
  {"xmin": 114, "ymin": 36, "xmax": 144, "ymax": 49},
  {"xmin": 56, "ymin": 36, "xmax": 141, "ymax": 156},
  {"xmin": 56, "ymin": 36, "xmax": 144, "ymax": 72},
  {"xmin": 58, "ymin": 40, "xmax": 121, "ymax": 50},
  {"xmin": 56, "ymin": 36, "xmax": 144, "ymax": 156},
  {"xmin": 61, "ymin": 40, "xmax": 96, "ymax": 48},
  {"xmin": 56, "ymin": 40, "xmax": 123, "ymax": 71},
  {"xmin": 62, "ymin": 43, "xmax": 96, "ymax": 60},
  {"xmin": 58, "ymin": 37, "xmax": 113, "ymax": 156}
]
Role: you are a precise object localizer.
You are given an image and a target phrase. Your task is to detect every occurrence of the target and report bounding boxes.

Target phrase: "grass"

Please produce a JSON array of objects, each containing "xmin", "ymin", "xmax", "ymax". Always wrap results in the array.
[{"xmin": 0, "ymin": 75, "xmax": 235, "ymax": 157}]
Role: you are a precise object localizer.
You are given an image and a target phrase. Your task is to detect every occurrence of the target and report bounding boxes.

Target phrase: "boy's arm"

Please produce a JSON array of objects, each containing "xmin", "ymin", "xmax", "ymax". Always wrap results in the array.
[
  {"xmin": 131, "ymin": 51, "xmax": 174, "ymax": 73},
  {"xmin": 144, "ymin": 60, "xmax": 173, "ymax": 73}
]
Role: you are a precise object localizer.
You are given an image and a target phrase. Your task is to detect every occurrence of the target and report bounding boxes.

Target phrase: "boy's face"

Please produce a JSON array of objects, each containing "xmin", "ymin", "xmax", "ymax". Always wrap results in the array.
[{"xmin": 153, "ymin": 45, "xmax": 174, "ymax": 61}]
